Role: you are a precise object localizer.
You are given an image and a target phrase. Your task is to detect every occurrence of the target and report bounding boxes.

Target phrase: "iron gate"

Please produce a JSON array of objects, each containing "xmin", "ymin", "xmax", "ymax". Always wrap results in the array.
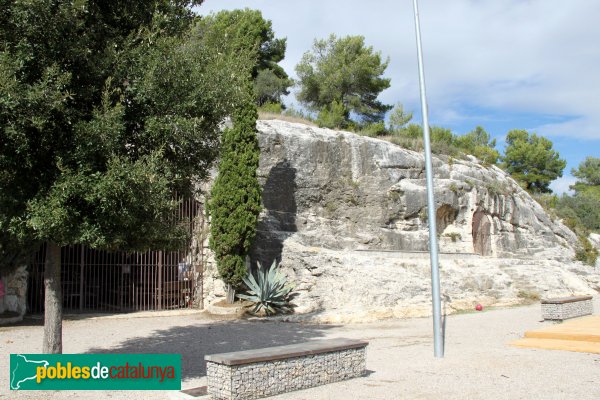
[{"xmin": 27, "ymin": 198, "xmax": 205, "ymax": 314}]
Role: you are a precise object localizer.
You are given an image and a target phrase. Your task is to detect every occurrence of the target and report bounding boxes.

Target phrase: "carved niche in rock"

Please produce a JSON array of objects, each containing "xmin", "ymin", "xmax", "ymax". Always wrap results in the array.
[
  {"xmin": 472, "ymin": 208, "xmax": 492, "ymax": 256},
  {"xmin": 436, "ymin": 204, "xmax": 458, "ymax": 234}
]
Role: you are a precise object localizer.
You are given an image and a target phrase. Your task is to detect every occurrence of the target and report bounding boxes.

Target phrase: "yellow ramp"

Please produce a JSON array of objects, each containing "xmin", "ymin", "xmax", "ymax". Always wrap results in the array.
[{"xmin": 510, "ymin": 315, "xmax": 600, "ymax": 354}]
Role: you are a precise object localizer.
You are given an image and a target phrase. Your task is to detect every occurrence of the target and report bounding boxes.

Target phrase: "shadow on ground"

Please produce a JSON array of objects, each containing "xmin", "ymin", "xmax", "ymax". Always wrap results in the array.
[{"xmin": 85, "ymin": 319, "xmax": 337, "ymax": 380}]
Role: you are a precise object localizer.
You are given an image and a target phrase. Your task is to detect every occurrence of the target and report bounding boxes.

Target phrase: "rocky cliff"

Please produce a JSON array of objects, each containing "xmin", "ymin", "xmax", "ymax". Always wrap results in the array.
[{"xmin": 203, "ymin": 120, "xmax": 599, "ymax": 321}]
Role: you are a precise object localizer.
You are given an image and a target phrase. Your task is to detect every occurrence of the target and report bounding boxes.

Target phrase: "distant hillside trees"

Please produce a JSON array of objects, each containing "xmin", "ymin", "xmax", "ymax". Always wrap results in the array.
[
  {"xmin": 199, "ymin": 9, "xmax": 292, "ymax": 107},
  {"xmin": 387, "ymin": 110, "xmax": 500, "ymax": 165},
  {"xmin": 561, "ymin": 157, "xmax": 600, "ymax": 233},
  {"xmin": 503, "ymin": 130, "xmax": 566, "ymax": 193},
  {"xmin": 535, "ymin": 156, "xmax": 599, "ymax": 265},
  {"xmin": 296, "ymin": 34, "xmax": 392, "ymax": 129},
  {"xmin": 572, "ymin": 156, "xmax": 600, "ymax": 187}
]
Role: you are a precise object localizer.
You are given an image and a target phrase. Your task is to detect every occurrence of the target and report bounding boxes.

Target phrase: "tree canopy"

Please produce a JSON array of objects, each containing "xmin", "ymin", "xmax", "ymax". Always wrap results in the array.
[
  {"xmin": 1, "ymin": 0, "xmax": 253, "ymax": 258},
  {"xmin": 572, "ymin": 156, "xmax": 600, "ymax": 187},
  {"xmin": 503, "ymin": 130, "xmax": 566, "ymax": 193},
  {"xmin": 388, "ymin": 103, "xmax": 413, "ymax": 132},
  {"xmin": 0, "ymin": 0, "xmax": 254, "ymax": 352},
  {"xmin": 296, "ymin": 34, "xmax": 392, "ymax": 126},
  {"xmin": 454, "ymin": 126, "xmax": 500, "ymax": 165},
  {"xmin": 198, "ymin": 8, "xmax": 292, "ymax": 106},
  {"xmin": 561, "ymin": 156, "xmax": 600, "ymax": 234}
]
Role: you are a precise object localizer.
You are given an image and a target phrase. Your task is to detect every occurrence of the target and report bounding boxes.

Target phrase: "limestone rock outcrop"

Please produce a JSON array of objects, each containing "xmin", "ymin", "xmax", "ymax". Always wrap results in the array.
[{"xmin": 203, "ymin": 120, "xmax": 599, "ymax": 321}]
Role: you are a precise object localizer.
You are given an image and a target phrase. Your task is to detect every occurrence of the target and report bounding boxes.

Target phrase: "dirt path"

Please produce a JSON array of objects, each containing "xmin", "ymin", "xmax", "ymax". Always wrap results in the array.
[{"xmin": 1, "ymin": 298, "xmax": 599, "ymax": 399}]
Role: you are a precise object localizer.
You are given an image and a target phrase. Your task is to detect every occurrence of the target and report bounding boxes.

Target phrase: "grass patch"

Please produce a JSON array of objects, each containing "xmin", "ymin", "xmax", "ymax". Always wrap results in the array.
[
  {"xmin": 443, "ymin": 232, "xmax": 462, "ymax": 242},
  {"xmin": 258, "ymin": 112, "xmax": 317, "ymax": 127},
  {"xmin": 517, "ymin": 290, "xmax": 541, "ymax": 303}
]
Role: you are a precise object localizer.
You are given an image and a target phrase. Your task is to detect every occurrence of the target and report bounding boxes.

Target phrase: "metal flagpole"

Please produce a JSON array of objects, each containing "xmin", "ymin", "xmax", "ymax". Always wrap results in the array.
[{"xmin": 412, "ymin": 0, "xmax": 444, "ymax": 358}]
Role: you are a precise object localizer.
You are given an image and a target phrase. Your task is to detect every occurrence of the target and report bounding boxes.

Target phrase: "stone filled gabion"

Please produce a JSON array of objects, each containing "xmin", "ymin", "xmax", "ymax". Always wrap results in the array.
[
  {"xmin": 207, "ymin": 347, "xmax": 366, "ymax": 400},
  {"xmin": 541, "ymin": 298, "xmax": 593, "ymax": 321}
]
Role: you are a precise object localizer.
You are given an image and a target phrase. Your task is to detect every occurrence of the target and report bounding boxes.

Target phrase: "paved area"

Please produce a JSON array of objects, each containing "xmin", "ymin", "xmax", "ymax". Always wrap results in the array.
[
  {"xmin": 1, "ymin": 297, "xmax": 599, "ymax": 400},
  {"xmin": 511, "ymin": 315, "xmax": 600, "ymax": 354}
]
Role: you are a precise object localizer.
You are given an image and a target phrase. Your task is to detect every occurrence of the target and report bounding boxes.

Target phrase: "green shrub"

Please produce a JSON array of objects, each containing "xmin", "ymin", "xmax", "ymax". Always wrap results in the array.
[
  {"xmin": 359, "ymin": 121, "xmax": 387, "ymax": 137},
  {"xmin": 443, "ymin": 232, "xmax": 462, "ymax": 242},
  {"xmin": 283, "ymin": 106, "xmax": 313, "ymax": 120},
  {"xmin": 517, "ymin": 290, "xmax": 540, "ymax": 303},
  {"xmin": 389, "ymin": 135, "xmax": 424, "ymax": 152},
  {"xmin": 534, "ymin": 193, "xmax": 598, "ymax": 267},
  {"xmin": 258, "ymin": 102, "xmax": 283, "ymax": 114},
  {"xmin": 486, "ymin": 181, "xmax": 509, "ymax": 196},
  {"xmin": 316, "ymin": 100, "xmax": 348, "ymax": 129},
  {"xmin": 575, "ymin": 235, "xmax": 598, "ymax": 266},
  {"xmin": 237, "ymin": 260, "xmax": 294, "ymax": 315}
]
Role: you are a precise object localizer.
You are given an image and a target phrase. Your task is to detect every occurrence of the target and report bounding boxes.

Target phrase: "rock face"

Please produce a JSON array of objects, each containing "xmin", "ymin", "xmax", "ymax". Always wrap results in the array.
[
  {"xmin": 0, "ymin": 266, "xmax": 27, "ymax": 324},
  {"xmin": 590, "ymin": 233, "xmax": 600, "ymax": 270},
  {"xmin": 203, "ymin": 120, "xmax": 599, "ymax": 321}
]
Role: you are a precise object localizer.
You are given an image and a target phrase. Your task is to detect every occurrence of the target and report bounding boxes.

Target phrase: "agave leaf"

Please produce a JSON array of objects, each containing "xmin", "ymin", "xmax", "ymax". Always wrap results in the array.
[
  {"xmin": 268, "ymin": 300, "xmax": 288, "ymax": 306},
  {"xmin": 265, "ymin": 304, "xmax": 275, "ymax": 315},
  {"xmin": 279, "ymin": 285, "xmax": 293, "ymax": 296},
  {"xmin": 257, "ymin": 261, "xmax": 265, "ymax": 291},
  {"xmin": 244, "ymin": 271, "xmax": 260, "ymax": 294},
  {"xmin": 267, "ymin": 259, "xmax": 278, "ymax": 286},
  {"xmin": 263, "ymin": 264, "xmax": 272, "ymax": 301},
  {"xmin": 237, "ymin": 259, "xmax": 294, "ymax": 316}
]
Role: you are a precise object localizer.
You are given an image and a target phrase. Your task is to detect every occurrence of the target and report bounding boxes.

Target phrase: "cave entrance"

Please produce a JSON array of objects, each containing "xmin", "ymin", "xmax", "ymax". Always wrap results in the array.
[
  {"xmin": 472, "ymin": 209, "xmax": 492, "ymax": 256},
  {"xmin": 436, "ymin": 204, "xmax": 458, "ymax": 234}
]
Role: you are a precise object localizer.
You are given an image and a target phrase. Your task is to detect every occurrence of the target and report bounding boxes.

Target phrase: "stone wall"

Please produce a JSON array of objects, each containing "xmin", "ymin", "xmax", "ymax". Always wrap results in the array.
[
  {"xmin": 207, "ymin": 347, "xmax": 366, "ymax": 400},
  {"xmin": 0, "ymin": 265, "xmax": 28, "ymax": 323}
]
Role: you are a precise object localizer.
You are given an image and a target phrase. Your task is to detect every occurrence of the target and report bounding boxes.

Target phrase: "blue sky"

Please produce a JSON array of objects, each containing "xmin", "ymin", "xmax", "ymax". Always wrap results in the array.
[{"xmin": 197, "ymin": 0, "xmax": 600, "ymax": 194}]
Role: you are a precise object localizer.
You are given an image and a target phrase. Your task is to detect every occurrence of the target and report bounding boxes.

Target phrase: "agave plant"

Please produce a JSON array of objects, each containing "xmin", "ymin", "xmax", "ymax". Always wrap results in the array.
[{"xmin": 237, "ymin": 260, "xmax": 294, "ymax": 316}]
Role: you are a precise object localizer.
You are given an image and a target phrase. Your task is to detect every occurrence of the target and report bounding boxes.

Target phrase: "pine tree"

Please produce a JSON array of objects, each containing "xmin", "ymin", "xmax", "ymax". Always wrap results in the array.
[{"xmin": 209, "ymin": 99, "xmax": 262, "ymax": 303}]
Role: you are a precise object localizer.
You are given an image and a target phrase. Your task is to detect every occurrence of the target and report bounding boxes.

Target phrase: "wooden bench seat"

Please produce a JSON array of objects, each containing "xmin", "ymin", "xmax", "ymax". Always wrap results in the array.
[{"xmin": 205, "ymin": 338, "xmax": 368, "ymax": 400}]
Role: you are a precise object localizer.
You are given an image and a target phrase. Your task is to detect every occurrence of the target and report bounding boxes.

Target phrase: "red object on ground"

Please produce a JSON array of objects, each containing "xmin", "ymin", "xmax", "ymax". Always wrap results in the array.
[{"xmin": 475, "ymin": 304, "xmax": 483, "ymax": 311}]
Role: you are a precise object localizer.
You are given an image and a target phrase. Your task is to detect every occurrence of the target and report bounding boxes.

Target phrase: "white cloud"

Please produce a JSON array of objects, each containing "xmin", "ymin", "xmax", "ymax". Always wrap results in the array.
[
  {"xmin": 535, "ymin": 116, "xmax": 600, "ymax": 140},
  {"xmin": 550, "ymin": 175, "xmax": 577, "ymax": 195},
  {"xmin": 199, "ymin": 0, "xmax": 600, "ymax": 140}
]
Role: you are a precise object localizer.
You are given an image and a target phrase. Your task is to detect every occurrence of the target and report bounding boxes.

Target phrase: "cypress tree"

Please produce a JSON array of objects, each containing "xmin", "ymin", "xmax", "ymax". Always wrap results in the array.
[{"xmin": 209, "ymin": 99, "xmax": 262, "ymax": 303}]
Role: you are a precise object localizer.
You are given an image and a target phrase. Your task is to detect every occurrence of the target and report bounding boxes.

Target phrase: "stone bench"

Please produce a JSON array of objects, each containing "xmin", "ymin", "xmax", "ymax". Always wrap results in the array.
[
  {"xmin": 541, "ymin": 295, "xmax": 593, "ymax": 321},
  {"xmin": 205, "ymin": 338, "xmax": 368, "ymax": 400}
]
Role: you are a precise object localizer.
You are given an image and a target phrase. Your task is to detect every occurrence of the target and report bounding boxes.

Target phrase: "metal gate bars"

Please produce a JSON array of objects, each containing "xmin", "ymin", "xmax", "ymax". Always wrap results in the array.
[{"xmin": 27, "ymin": 197, "xmax": 205, "ymax": 314}]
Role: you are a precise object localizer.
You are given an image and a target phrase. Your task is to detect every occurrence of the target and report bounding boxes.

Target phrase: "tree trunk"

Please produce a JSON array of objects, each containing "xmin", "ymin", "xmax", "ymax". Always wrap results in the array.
[
  {"xmin": 43, "ymin": 242, "xmax": 62, "ymax": 354},
  {"xmin": 226, "ymin": 284, "xmax": 236, "ymax": 304}
]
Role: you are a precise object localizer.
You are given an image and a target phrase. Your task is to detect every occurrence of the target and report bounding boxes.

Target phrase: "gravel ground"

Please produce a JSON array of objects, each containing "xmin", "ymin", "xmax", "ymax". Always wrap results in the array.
[{"xmin": 1, "ymin": 297, "xmax": 599, "ymax": 400}]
